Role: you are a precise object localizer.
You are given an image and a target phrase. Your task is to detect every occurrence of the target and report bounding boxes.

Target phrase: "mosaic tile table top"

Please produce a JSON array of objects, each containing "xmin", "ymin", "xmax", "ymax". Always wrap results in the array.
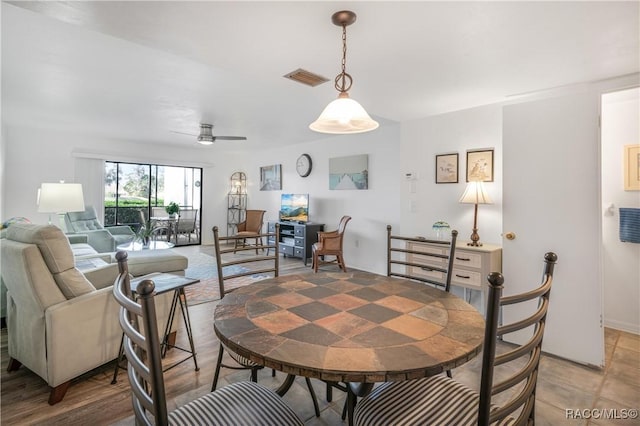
[{"xmin": 214, "ymin": 271, "xmax": 485, "ymax": 383}]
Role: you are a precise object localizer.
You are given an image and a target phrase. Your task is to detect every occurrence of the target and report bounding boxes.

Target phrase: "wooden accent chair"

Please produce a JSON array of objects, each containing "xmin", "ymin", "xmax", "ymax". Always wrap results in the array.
[
  {"xmin": 353, "ymin": 252, "xmax": 558, "ymax": 426},
  {"xmin": 312, "ymin": 215, "xmax": 352, "ymax": 272},
  {"xmin": 112, "ymin": 250, "xmax": 303, "ymax": 426},
  {"xmin": 234, "ymin": 209, "xmax": 266, "ymax": 253}
]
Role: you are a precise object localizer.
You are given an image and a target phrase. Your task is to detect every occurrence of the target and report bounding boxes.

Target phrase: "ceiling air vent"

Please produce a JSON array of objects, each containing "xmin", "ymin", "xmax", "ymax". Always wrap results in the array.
[{"xmin": 283, "ymin": 68, "xmax": 329, "ymax": 87}]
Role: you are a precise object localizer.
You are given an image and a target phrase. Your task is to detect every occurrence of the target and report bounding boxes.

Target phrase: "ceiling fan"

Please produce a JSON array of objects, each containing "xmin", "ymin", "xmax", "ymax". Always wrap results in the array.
[{"xmin": 172, "ymin": 123, "xmax": 247, "ymax": 145}]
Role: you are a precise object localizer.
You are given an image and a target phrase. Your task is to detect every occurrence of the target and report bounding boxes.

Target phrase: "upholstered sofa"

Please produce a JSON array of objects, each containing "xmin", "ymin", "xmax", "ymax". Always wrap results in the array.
[
  {"xmin": 0, "ymin": 223, "xmax": 188, "ymax": 404},
  {"xmin": 64, "ymin": 205, "xmax": 136, "ymax": 252}
]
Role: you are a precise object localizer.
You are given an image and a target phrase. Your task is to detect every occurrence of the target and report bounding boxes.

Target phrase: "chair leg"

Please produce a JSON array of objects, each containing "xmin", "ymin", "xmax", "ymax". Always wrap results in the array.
[
  {"xmin": 305, "ymin": 377, "xmax": 321, "ymax": 417},
  {"xmin": 211, "ymin": 343, "xmax": 225, "ymax": 391},
  {"xmin": 338, "ymin": 254, "xmax": 348, "ymax": 272}
]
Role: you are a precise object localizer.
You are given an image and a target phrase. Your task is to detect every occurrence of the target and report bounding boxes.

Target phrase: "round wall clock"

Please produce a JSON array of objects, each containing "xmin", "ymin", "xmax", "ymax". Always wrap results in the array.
[{"xmin": 296, "ymin": 153, "xmax": 313, "ymax": 177}]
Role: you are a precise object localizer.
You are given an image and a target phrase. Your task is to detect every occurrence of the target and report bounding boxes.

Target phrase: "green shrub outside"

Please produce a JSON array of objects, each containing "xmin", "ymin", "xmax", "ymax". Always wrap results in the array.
[{"xmin": 103, "ymin": 200, "xmax": 166, "ymax": 227}]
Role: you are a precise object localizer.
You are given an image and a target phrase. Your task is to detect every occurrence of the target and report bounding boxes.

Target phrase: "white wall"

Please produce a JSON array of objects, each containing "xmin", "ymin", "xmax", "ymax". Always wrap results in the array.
[
  {"xmin": 242, "ymin": 124, "xmax": 402, "ymax": 274},
  {"xmin": 400, "ymin": 104, "xmax": 503, "ymax": 243},
  {"xmin": 602, "ymin": 87, "xmax": 640, "ymax": 334}
]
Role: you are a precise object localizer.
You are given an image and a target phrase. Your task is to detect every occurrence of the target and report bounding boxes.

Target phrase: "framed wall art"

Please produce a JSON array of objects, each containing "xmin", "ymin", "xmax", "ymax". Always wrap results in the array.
[
  {"xmin": 259, "ymin": 164, "xmax": 282, "ymax": 190},
  {"xmin": 466, "ymin": 149, "xmax": 494, "ymax": 182},
  {"xmin": 435, "ymin": 153, "xmax": 458, "ymax": 183},
  {"xmin": 329, "ymin": 154, "xmax": 368, "ymax": 190},
  {"xmin": 624, "ymin": 144, "xmax": 640, "ymax": 190}
]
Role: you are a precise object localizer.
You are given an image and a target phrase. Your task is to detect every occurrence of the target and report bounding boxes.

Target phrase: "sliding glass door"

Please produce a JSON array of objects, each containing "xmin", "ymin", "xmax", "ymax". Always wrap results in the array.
[{"xmin": 104, "ymin": 161, "xmax": 202, "ymax": 246}]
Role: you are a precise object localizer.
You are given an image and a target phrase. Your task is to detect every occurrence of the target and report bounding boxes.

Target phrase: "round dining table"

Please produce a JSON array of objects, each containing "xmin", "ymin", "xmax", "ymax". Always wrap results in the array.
[{"xmin": 214, "ymin": 270, "xmax": 485, "ymax": 422}]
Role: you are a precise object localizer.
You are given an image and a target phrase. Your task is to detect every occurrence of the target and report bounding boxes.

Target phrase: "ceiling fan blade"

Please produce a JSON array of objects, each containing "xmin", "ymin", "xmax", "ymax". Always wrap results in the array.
[
  {"xmin": 215, "ymin": 136, "xmax": 247, "ymax": 141},
  {"xmin": 170, "ymin": 130, "xmax": 198, "ymax": 136}
]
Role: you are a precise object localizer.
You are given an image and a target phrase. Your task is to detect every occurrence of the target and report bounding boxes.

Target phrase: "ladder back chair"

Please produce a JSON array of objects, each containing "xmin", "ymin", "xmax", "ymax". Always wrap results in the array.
[
  {"xmin": 354, "ymin": 252, "xmax": 558, "ymax": 426},
  {"xmin": 211, "ymin": 224, "xmax": 321, "ymax": 416},
  {"xmin": 387, "ymin": 224, "xmax": 458, "ymax": 292},
  {"xmin": 325, "ymin": 225, "xmax": 461, "ymax": 421},
  {"xmin": 112, "ymin": 250, "xmax": 303, "ymax": 426}
]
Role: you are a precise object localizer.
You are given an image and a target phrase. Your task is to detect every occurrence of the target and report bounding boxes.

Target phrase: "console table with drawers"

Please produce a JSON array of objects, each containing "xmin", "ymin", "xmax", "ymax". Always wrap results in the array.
[{"xmin": 408, "ymin": 240, "xmax": 502, "ymax": 309}]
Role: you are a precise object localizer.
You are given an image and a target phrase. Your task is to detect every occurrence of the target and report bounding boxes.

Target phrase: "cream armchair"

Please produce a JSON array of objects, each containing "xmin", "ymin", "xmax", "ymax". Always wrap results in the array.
[
  {"xmin": 0, "ymin": 224, "xmax": 182, "ymax": 404},
  {"xmin": 65, "ymin": 206, "xmax": 135, "ymax": 252}
]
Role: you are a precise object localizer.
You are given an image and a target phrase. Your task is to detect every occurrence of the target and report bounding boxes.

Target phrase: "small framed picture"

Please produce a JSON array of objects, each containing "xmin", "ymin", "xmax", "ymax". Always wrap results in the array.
[
  {"xmin": 466, "ymin": 149, "xmax": 494, "ymax": 182},
  {"xmin": 435, "ymin": 153, "xmax": 458, "ymax": 184},
  {"xmin": 624, "ymin": 144, "xmax": 640, "ymax": 190}
]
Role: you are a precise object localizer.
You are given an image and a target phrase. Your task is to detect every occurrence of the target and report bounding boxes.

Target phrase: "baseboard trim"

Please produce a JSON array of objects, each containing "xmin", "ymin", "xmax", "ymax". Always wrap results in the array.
[{"xmin": 604, "ymin": 319, "xmax": 640, "ymax": 335}]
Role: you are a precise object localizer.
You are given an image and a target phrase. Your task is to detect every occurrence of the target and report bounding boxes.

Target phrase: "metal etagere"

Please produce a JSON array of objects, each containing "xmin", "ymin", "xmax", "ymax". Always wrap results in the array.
[{"xmin": 227, "ymin": 172, "xmax": 247, "ymax": 236}]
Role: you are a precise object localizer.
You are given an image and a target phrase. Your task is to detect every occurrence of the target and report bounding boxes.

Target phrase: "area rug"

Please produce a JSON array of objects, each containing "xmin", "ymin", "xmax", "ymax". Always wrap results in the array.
[{"xmin": 183, "ymin": 252, "xmax": 271, "ymax": 305}]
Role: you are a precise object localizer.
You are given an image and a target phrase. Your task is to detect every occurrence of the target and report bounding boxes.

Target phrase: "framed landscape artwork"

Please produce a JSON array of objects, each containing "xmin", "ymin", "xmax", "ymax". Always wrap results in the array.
[
  {"xmin": 624, "ymin": 144, "xmax": 640, "ymax": 190},
  {"xmin": 466, "ymin": 149, "xmax": 494, "ymax": 182},
  {"xmin": 260, "ymin": 164, "xmax": 282, "ymax": 190},
  {"xmin": 435, "ymin": 153, "xmax": 458, "ymax": 183},
  {"xmin": 329, "ymin": 154, "xmax": 368, "ymax": 190}
]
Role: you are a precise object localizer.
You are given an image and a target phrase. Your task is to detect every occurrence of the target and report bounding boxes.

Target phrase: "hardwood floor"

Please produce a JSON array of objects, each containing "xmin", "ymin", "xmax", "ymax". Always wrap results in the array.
[{"xmin": 1, "ymin": 245, "xmax": 638, "ymax": 425}]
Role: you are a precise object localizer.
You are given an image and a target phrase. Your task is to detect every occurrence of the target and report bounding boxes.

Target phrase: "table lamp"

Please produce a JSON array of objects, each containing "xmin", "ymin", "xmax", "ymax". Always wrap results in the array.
[
  {"xmin": 459, "ymin": 180, "xmax": 492, "ymax": 247},
  {"xmin": 37, "ymin": 182, "xmax": 85, "ymax": 230}
]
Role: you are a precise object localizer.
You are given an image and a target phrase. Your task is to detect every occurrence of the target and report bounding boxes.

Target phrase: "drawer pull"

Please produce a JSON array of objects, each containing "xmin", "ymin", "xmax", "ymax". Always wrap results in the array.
[
  {"xmin": 455, "ymin": 257, "xmax": 471, "ymax": 262},
  {"xmin": 421, "ymin": 266, "xmax": 436, "ymax": 272},
  {"xmin": 455, "ymin": 274, "xmax": 471, "ymax": 279}
]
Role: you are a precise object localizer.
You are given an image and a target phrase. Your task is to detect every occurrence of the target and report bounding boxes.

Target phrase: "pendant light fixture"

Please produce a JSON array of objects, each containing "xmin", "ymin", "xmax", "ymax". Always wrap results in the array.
[{"xmin": 309, "ymin": 10, "xmax": 379, "ymax": 134}]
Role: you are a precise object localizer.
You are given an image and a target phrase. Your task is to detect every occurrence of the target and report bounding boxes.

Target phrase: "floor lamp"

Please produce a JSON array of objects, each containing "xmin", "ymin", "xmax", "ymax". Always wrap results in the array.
[
  {"xmin": 37, "ymin": 182, "xmax": 85, "ymax": 231},
  {"xmin": 459, "ymin": 180, "xmax": 492, "ymax": 247}
]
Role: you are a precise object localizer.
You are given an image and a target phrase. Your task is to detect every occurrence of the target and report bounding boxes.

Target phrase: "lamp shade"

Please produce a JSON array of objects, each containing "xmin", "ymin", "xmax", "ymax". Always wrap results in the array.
[
  {"xmin": 459, "ymin": 181, "xmax": 492, "ymax": 205},
  {"xmin": 37, "ymin": 183, "xmax": 85, "ymax": 213},
  {"xmin": 309, "ymin": 92, "xmax": 379, "ymax": 134}
]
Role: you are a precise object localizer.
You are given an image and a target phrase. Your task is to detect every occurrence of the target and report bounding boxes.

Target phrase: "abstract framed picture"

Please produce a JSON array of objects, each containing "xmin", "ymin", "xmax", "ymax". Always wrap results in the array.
[
  {"xmin": 466, "ymin": 149, "xmax": 494, "ymax": 182},
  {"xmin": 624, "ymin": 144, "xmax": 640, "ymax": 190},
  {"xmin": 329, "ymin": 154, "xmax": 368, "ymax": 190},
  {"xmin": 259, "ymin": 164, "xmax": 282, "ymax": 190},
  {"xmin": 435, "ymin": 153, "xmax": 458, "ymax": 183}
]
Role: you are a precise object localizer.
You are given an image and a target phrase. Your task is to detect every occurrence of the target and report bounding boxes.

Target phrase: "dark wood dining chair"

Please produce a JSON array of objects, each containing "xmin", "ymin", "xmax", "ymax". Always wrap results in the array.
[
  {"xmin": 112, "ymin": 250, "xmax": 303, "ymax": 426},
  {"xmin": 210, "ymin": 225, "xmax": 321, "ymax": 417},
  {"xmin": 312, "ymin": 215, "xmax": 351, "ymax": 272},
  {"xmin": 353, "ymin": 252, "xmax": 558, "ymax": 426}
]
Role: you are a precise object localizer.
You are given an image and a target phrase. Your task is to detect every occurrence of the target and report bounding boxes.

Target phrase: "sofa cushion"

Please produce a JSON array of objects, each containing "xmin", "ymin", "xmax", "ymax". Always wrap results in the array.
[
  {"xmin": 119, "ymin": 250, "xmax": 188, "ymax": 276},
  {"xmin": 7, "ymin": 224, "xmax": 95, "ymax": 299},
  {"xmin": 71, "ymin": 243, "xmax": 99, "ymax": 257}
]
